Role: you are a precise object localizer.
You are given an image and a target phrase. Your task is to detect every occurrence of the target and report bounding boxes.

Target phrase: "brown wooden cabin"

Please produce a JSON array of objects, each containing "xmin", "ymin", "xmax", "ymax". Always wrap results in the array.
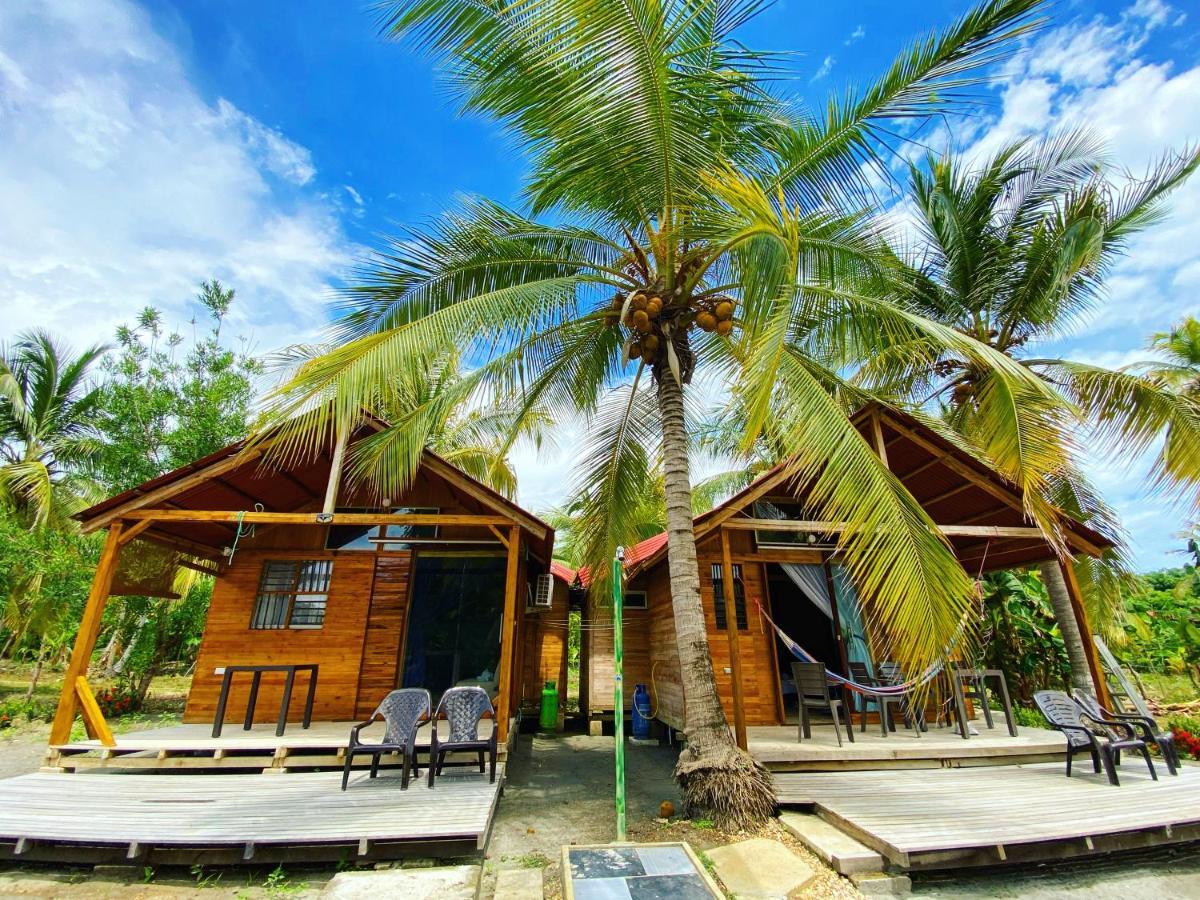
[
  {"xmin": 583, "ymin": 404, "xmax": 1115, "ymax": 747},
  {"xmin": 55, "ymin": 422, "xmax": 567, "ymax": 747}
]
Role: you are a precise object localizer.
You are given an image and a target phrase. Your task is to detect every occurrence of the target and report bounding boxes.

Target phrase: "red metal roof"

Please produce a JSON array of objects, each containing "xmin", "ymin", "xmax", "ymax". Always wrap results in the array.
[{"xmin": 550, "ymin": 561, "xmax": 577, "ymax": 583}]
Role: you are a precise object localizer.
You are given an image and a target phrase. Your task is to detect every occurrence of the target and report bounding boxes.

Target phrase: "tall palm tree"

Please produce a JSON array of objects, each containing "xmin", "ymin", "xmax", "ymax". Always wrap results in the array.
[
  {"xmin": 862, "ymin": 135, "xmax": 1200, "ymax": 694},
  {"xmin": 1135, "ymin": 317, "xmax": 1200, "ymax": 397},
  {"xmin": 0, "ymin": 331, "xmax": 107, "ymax": 527},
  {"xmin": 261, "ymin": 0, "xmax": 1058, "ymax": 824}
]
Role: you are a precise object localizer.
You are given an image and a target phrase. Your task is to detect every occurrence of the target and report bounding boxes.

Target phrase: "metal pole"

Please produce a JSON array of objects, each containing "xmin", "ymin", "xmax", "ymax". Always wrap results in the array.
[{"xmin": 612, "ymin": 547, "xmax": 627, "ymax": 842}]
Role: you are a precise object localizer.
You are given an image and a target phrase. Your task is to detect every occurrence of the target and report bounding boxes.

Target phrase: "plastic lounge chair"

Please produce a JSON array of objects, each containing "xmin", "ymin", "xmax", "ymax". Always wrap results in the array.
[
  {"xmin": 791, "ymin": 661, "xmax": 854, "ymax": 747},
  {"xmin": 342, "ymin": 688, "xmax": 430, "ymax": 790},
  {"xmin": 1073, "ymin": 691, "xmax": 1179, "ymax": 776},
  {"xmin": 428, "ymin": 685, "xmax": 498, "ymax": 787},
  {"xmin": 876, "ymin": 662, "xmax": 924, "ymax": 738},
  {"xmin": 1034, "ymin": 690, "xmax": 1157, "ymax": 786}
]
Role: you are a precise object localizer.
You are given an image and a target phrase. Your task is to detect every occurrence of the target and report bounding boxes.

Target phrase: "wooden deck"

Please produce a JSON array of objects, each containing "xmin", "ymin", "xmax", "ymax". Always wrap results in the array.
[
  {"xmin": 775, "ymin": 762, "xmax": 1200, "ymax": 870},
  {"xmin": 0, "ymin": 768, "xmax": 503, "ymax": 865},
  {"xmin": 748, "ymin": 721, "xmax": 1065, "ymax": 770},
  {"xmin": 48, "ymin": 719, "xmax": 514, "ymax": 773}
]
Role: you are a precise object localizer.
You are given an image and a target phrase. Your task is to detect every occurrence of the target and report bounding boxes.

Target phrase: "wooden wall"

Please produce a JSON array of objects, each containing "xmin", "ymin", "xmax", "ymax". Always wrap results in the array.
[
  {"xmin": 181, "ymin": 466, "xmax": 534, "ymax": 726},
  {"xmin": 584, "ymin": 584, "xmax": 651, "ymax": 719},
  {"xmin": 519, "ymin": 578, "xmax": 571, "ymax": 716},
  {"xmin": 586, "ymin": 529, "xmax": 796, "ymax": 732}
]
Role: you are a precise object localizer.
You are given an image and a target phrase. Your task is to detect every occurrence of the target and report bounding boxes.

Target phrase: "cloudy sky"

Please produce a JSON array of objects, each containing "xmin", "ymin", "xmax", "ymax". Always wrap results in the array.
[{"xmin": 1, "ymin": 0, "xmax": 1198, "ymax": 570}]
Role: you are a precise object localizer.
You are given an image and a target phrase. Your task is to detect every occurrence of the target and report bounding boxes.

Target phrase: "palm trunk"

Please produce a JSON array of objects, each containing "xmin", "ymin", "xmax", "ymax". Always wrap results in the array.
[
  {"xmin": 656, "ymin": 370, "xmax": 773, "ymax": 828},
  {"xmin": 1038, "ymin": 560, "xmax": 1094, "ymax": 696},
  {"xmin": 23, "ymin": 644, "xmax": 47, "ymax": 704}
]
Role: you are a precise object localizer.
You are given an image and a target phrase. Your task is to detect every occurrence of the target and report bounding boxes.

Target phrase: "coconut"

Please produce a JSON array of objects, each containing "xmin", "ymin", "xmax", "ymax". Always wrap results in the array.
[
  {"xmin": 628, "ymin": 343, "xmax": 642, "ymax": 360},
  {"xmin": 715, "ymin": 319, "xmax": 733, "ymax": 336},
  {"xmin": 630, "ymin": 293, "xmax": 648, "ymax": 311},
  {"xmin": 632, "ymin": 310, "xmax": 651, "ymax": 331},
  {"xmin": 642, "ymin": 334, "xmax": 660, "ymax": 354},
  {"xmin": 714, "ymin": 300, "xmax": 734, "ymax": 320},
  {"xmin": 696, "ymin": 311, "xmax": 717, "ymax": 331},
  {"xmin": 646, "ymin": 297, "xmax": 663, "ymax": 318}
]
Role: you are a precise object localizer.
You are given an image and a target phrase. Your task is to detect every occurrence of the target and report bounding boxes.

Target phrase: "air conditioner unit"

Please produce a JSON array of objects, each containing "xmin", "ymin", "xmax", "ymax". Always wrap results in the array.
[{"xmin": 528, "ymin": 573, "xmax": 554, "ymax": 610}]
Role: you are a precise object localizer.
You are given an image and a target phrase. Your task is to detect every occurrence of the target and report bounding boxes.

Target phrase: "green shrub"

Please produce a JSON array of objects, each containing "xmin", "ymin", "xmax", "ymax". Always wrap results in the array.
[
  {"xmin": 0, "ymin": 697, "xmax": 55, "ymax": 729},
  {"xmin": 1011, "ymin": 705, "xmax": 1050, "ymax": 730}
]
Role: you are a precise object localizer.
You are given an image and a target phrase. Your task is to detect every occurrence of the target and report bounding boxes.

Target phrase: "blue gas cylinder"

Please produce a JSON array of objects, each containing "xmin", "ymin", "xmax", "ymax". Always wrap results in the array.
[{"xmin": 631, "ymin": 683, "xmax": 652, "ymax": 739}]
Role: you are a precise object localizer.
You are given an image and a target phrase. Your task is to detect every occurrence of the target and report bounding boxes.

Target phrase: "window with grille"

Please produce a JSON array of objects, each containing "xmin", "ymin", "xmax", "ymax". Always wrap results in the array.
[
  {"xmin": 711, "ymin": 563, "xmax": 748, "ymax": 631},
  {"xmin": 251, "ymin": 560, "xmax": 333, "ymax": 629}
]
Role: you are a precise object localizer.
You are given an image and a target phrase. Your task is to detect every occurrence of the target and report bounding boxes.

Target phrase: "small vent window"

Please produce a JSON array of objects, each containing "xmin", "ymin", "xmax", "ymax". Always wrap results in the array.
[
  {"xmin": 251, "ymin": 559, "xmax": 333, "ymax": 629},
  {"xmin": 711, "ymin": 563, "xmax": 748, "ymax": 631}
]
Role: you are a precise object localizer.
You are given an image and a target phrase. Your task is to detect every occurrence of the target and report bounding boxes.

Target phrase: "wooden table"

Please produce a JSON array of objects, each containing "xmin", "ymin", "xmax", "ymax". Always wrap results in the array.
[
  {"xmin": 212, "ymin": 664, "xmax": 319, "ymax": 738},
  {"xmin": 949, "ymin": 667, "xmax": 1018, "ymax": 739}
]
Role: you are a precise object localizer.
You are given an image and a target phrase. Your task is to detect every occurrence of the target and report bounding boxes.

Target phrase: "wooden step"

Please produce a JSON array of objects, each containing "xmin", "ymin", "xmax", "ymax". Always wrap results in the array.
[{"xmin": 779, "ymin": 811, "xmax": 884, "ymax": 875}]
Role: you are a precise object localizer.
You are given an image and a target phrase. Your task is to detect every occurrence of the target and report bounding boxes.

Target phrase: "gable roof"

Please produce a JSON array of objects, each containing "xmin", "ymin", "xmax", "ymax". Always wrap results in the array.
[
  {"xmin": 75, "ymin": 421, "xmax": 553, "ymax": 558},
  {"xmin": 625, "ymin": 403, "xmax": 1113, "ymax": 578}
]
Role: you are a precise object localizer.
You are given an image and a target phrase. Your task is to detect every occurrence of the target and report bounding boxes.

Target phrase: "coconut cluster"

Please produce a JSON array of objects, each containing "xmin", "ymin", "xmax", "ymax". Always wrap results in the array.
[
  {"xmin": 621, "ymin": 291, "xmax": 664, "ymax": 360},
  {"xmin": 693, "ymin": 297, "xmax": 735, "ymax": 336}
]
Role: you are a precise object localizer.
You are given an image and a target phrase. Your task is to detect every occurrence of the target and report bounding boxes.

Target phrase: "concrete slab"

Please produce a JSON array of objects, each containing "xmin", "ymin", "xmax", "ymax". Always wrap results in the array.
[
  {"xmin": 320, "ymin": 864, "xmax": 478, "ymax": 899},
  {"xmin": 494, "ymin": 866, "xmax": 544, "ymax": 899},
  {"xmin": 779, "ymin": 811, "xmax": 884, "ymax": 875},
  {"xmin": 850, "ymin": 872, "xmax": 912, "ymax": 896},
  {"xmin": 705, "ymin": 838, "xmax": 816, "ymax": 899}
]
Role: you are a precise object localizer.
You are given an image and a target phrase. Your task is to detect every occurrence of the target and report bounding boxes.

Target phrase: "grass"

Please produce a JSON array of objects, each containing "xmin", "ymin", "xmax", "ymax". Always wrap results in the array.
[{"xmin": 1136, "ymin": 672, "xmax": 1198, "ymax": 706}]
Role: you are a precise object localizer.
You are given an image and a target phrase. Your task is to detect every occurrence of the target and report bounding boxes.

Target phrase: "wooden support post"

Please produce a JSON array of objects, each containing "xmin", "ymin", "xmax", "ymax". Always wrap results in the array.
[
  {"xmin": 870, "ymin": 408, "xmax": 889, "ymax": 468},
  {"xmin": 74, "ymin": 677, "xmax": 115, "ymax": 747},
  {"xmin": 1059, "ymin": 559, "xmax": 1114, "ymax": 709},
  {"xmin": 495, "ymin": 525, "xmax": 521, "ymax": 744},
  {"xmin": 720, "ymin": 528, "xmax": 748, "ymax": 751},
  {"xmin": 322, "ymin": 422, "xmax": 351, "ymax": 515},
  {"xmin": 49, "ymin": 523, "xmax": 124, "ymax": 746}
]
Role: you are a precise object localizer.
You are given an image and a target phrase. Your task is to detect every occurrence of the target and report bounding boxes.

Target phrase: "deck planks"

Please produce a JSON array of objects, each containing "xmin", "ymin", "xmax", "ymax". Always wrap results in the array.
[
  {"xmin": 0, "ymin": 769, "xmax": 502, "ymax": 851},
  {"xmin": 775, "ymin": 762, "xmax": 1200, "ymax": 869}
]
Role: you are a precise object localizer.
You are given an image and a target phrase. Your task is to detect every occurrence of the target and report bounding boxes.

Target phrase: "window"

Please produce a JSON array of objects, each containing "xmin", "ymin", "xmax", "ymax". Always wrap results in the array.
[
  {"xmin": 325, "ymin": 507, "xmax": 438, "ymax": 551},
  {"xmin": 251, "ymin": 560, "xmax": 333, "ymax": 629},
  {"xmin": 624, "ymin": 590, "xmax": 648, "ymax": 610},
  {"xmin": 711, "ymin": 563, "xmax": 748, "ymax": 630}
]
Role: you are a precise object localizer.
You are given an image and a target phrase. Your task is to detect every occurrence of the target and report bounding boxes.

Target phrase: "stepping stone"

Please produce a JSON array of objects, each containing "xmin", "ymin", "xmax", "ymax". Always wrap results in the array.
[
  {"xmin": 779, "ymin": 811, "xmax": 884, "ymax": 874},
  {"xmin": 494, "ymin": 866, "xmax": 544, "ymax": 899},
  {"xmin": 850, "ymin": 872, "xmax": 912, "ymax": 896},
  {"xmin": 320, "ymin": 864, "xmax": 478, "ymax": 899},
  {"xmin": 705, "ymin": 838, "xmax": 816, "ymax": 899}
]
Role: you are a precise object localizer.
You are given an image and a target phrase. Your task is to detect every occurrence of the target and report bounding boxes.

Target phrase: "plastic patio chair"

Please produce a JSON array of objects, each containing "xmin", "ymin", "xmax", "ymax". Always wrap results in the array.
[
  {"xmin": 791, "ymin": 661, "xmax": 854, "ymax": 747},
  {"xmin": 875, "ymin": 662, "xmax": 924, "ymax": 738},
  {"xmin": 1073, "ymin": 691, "xmax": 1179, "ymax": 776},
  {"xmin": 428, "ymin": 685, "xmax": 498, "ymax": 788},
  {"xmin": 342, "ymin": 688, "xmax": 430, "ymax": 790},
  {"xmin": 1034, "ymin": 690, "xmax": 1158, "ymax": 786}
]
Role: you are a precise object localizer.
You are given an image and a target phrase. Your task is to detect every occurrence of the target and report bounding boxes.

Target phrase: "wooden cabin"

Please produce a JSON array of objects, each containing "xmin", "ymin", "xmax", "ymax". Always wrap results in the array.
[
  {"xmin": 55, "ymin": 422, "xmax": 561, "ymax": 747},
  {"xmin": 583, "ymin": 404, "xmax": 1115, "ymax": 745}
]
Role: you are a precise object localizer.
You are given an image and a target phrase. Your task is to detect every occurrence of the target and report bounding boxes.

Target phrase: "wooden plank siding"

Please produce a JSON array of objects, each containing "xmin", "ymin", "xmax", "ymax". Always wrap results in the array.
[
  {"xmin": 520, "ymin": 578, "xmax": 571, "ymax": 714},
  {"xmin": 355, "ymin": 553, "xmax": 412, "ymax": 717},
  {"xmin": 587, "ymin": 529, "xmax": 784, "ymax": 731}
]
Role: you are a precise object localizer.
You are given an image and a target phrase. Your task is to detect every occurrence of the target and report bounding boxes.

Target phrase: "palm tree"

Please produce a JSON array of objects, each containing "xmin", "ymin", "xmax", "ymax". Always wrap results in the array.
[
  {"xmin": 863, "ymin": 135, "xmax": 1200, "ymax": 694},
  {"xmin": 262, "ymin": 0, "xmax": 1059, "ymax": 825},
  {"xmin": 0, "ymin": 330, "xmax": 107, "ymax": 527},
  {"xmin": 1136, "ymin": 317, "xmax": 1200, "ymax": 397}
]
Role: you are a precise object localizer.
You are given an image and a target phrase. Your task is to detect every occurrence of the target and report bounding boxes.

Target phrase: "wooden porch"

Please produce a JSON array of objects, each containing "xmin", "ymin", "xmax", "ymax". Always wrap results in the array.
[
  {"xmin": 0, "ymin": 768, "xmax": 503, "ymax": 865},
  {"xmin": 747, "ymin": 721, "xmax": 1067, "ymax": 771},
  {"xmin": 46, "ymin": 719, "xmax": 516, "ymax": 773},
  {"xmin": 775, "ymin": 762, "xmax": 1200, "ymax": 870}
]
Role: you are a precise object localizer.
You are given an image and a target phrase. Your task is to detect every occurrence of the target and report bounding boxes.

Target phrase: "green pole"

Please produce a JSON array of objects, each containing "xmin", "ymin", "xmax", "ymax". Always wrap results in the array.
[{"xmin": 612, "ymin": 548, "xmax": 627, "ymax": 842}]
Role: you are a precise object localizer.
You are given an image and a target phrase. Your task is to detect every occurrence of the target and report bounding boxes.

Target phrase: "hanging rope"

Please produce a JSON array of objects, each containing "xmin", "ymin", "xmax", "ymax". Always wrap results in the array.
[
  {"xmin": 223, "ymin": 503, "xmax": 263, "ymax": 566},
  {"xmin": 752, "ymin": 595, "xmax": 967, "ymax": 697}
]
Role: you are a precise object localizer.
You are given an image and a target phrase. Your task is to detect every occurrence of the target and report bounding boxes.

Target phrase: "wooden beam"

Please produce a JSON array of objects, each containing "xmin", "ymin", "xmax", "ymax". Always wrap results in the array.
[
  {"xmin": 116, "ymin": 518, "xmax": 156, "ymax": 547},
  {"xmin": 50, "ymin": 524, "xmax": 124, "ymax": 745},
  {"xmin": 760, "ymin": 564, "xmax": 787, "ymax": 726},
  {"xmin": 495, "ymin": 525, "xmax": 521, "ymax": 744},
  {"xmin": 1059, "ymin": 559, "xmax": 1114, "ymax": 709},
  {"xmin": 124, "ymin": 509, "xmax": 513, "ymax": 527},
  {"xmin": 213, "ymin": 476, "xmax": 266, "ymax": 509},
  {"xmin": 322, "ymin": 422, "xmax": 351, "ymax": 515},
  {"xmin": 139, "ymin": 528, "xmax": 226, "ymax": 561},
  {"xmin": 487, "ymin": 524, "xmax": 511, "ymax": 549},
  {"xmin": 277, "ymin": 470, "xmax": 319, "ymax": 502},
  {"xmin": 721, "ymin": 518, "xmax": 1050, "ymax": 539},
  {"xmin": 912, "ymin": 481, "xmax": 976, "ymax": 510},
  {"xmin": 869, "ymin": 409, "xmax": 889, "ymax": 469},
  {"xmin": 421, "ymin": 453, "xmax": 548, "ymax": 542},
  {"xmin": 720, "ymin": 529, "xmax": 748, "ymax": 751},
  {"xmin": 74, "ymin": 677, "xmax": 115, "ymax": 747}
]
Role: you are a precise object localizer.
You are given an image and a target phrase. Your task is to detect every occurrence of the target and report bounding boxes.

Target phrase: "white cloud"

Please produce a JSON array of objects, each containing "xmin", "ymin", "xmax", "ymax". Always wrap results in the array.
[
  {"xmin": 0, "ymin": 0, "xmax": 357, "ymax": 353},
  {"xmin": 958, "ymin": 0, "xmax": 1200, "ymax": 569},
  {"xmin": 811, "ymin": 55, "xmax": 835, "ymax": 82},
  {"xmin": 845, "ymin": 25, "xmax": 865, "ymax": 47}
]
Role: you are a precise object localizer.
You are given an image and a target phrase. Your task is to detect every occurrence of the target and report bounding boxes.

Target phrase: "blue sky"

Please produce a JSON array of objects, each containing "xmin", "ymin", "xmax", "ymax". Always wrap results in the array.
[{"xmin": 1, "ymin": 0, "xmax": 1198, "ymax": 569}]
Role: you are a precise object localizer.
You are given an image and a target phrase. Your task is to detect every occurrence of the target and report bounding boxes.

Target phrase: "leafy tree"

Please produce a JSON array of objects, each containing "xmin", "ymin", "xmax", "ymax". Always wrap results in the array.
[
  {"xmin": 978, "ymin": 569, "xmax": 1070, "ymax": 702},
  {"xmin": 1135, "ymin": 317, "xmax": 1200, "ymax": 398},
  {"xmin": 863, "ymin": 135, "xmax": 1200, "ymax": 694},
  {"xmin": 261, "ymin": 0, "xmax": 1060, "ymax": 825},
  {"xmin": 94, "ymin": 280, "xmax": 261, "ymax": 492},
  {"xmin": 0, "ymin": 331, "xmax": 107, "ymax": 527}
]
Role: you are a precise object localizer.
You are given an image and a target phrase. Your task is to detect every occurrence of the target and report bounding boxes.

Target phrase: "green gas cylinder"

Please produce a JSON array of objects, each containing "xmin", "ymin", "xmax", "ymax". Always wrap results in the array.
[{"xmin": 539, "ymin": 680, "xmax": 559, "ymax": 732}]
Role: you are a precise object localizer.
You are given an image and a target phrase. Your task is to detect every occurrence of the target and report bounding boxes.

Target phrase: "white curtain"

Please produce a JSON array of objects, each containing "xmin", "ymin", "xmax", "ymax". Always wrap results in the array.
[{"xmin": 779, "ymin": 563, "xmax": 833, "ymax": 620}]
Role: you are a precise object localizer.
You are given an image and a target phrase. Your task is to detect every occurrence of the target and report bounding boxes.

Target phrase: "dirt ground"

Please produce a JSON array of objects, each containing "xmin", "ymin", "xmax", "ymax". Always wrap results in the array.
[{"xmin": 484, "ymin": 732, "xmax": 859, "ymax": 899}]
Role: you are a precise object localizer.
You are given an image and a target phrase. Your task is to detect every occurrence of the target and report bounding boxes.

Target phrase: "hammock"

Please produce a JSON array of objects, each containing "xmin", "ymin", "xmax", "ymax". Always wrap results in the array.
[{"xmin": 751, "ymin": 595, "xmax": 961, "ymax": 697}]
